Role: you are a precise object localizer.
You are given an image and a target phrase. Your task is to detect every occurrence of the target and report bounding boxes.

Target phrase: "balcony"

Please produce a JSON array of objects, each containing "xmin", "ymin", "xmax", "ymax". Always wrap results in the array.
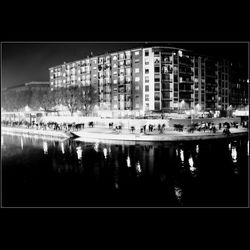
[
  {"xmin": 179, "ymin": 79, "xmax": 193, "ymax": 84},
  {"xmin": 179, "ymin": 70, "xmax": 193, "ymax": 76},
  {"xmin": 179, "ymin": 89, "xmax": 193, "ymax": 93}
]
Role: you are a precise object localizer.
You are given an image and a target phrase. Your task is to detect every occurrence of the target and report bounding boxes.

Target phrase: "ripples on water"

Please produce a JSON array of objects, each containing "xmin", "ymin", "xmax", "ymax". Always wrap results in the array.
[{"xmin": 1, "ymin": 133, "xmax": 248, "ymax": 207}]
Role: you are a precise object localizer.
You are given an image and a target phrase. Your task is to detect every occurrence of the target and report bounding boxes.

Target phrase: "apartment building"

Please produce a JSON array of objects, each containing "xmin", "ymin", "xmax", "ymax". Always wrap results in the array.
[{"xmin": 49, "ymin": 46, "xmax": 247, "ymax": 117}]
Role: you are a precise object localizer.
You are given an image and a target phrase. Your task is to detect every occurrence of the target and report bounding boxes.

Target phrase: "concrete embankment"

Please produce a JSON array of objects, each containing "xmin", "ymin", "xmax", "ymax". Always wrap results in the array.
[
  {"xmin": 1, "ymin": 126, "xmax": 70, "ymax": 138},
  {"xmin": 72, "ymin": 127, "xmax": 248, "ymax": 142}
]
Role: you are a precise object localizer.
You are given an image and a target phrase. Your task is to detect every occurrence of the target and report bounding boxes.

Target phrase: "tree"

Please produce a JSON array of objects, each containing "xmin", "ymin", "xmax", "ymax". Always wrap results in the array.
[
  {"xmin": 78, "ymin": 85, "xmax": 98, "ymax": 116},
  {"xmin": 59, "ymin": 86, "xmax": 81, "ymax": 116}
]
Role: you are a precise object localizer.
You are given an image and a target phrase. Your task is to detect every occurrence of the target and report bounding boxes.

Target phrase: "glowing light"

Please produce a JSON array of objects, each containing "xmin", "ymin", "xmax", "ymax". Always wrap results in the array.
[
  {"xmin": 76, "ymin": 146, "xmax": 82, "ymax": 160},
  {"xmin": 103, "ymin": 148, "xmax": 107, "ymax": 159},
  {"xmin": 61, "ymin": 142, "xmax": 65, "ymax": 154},
  {"xmin": 228, "ymin": 143, "xmax": 231, "ymax": 150},
  {"xmin": 127, "ymin": 155, "xmax": 131, "ymax": 167},
  {"xmin": 176, "ymin": 149, "xmax": 178, "ymax": 156},
  {"xmin": 43, "ymin": 141, "xmax": 48, "ymax": 154},
  {"xmin": 231, "ymin": 146, "xmax": 237, "ymax": 163},
  {"xmin": 115, "ymin": 183, "xmax": 119, "ymax": 189}
]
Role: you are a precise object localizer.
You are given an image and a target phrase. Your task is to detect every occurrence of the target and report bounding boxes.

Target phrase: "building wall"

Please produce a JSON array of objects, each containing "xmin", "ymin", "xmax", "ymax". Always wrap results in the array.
[{"xmin": 49, "ymin": 46, "xmax": 247, "ymax": 116}]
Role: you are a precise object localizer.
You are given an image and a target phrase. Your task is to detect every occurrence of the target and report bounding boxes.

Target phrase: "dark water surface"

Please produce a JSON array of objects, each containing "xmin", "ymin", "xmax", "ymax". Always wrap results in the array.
[{"xmin": 1, "ymin": 132, "xmax": 249, "ymax": 207}]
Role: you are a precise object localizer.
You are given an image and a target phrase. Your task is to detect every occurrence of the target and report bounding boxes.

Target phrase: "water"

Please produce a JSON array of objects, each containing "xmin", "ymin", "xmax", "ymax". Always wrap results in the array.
[{"xmin": 1, "ymin": 133, "xmax": 249, "ymax": 207}]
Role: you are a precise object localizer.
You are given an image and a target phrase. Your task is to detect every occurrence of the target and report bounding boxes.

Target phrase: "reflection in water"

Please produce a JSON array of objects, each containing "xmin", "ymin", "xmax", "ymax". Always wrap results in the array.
[
  {"xmin": 76, "ymin": 146, "xmax": 82, "ymax": 160},
  {"xmin": 43, "ymin": 141, "xmax": 48, "ymax": 154},
  {"xmin": 103, "ymin": 148, "xmax": 107, "ymax": 159},
  {"xmin": 126, "ymin": 155, "xmax": 131, "ymax": 167},
  {"xmin": 196, "ymin": 144, "xmax": 199, "ymax": 154},
  {"xmin": 2, "ymin": 132, "xmax": 248, "ymax": 207},
  {"xmin": 135, "ymin": 161, "xmax": 142, "ymax": 176},
  {"xmin": 174, "ymin": 186, "xmax": 183, "ymax": 204},
  {"xmin": 20, "ymin": 137, "xmax": 24, "ymax": 150},
  {"xmin": 180, "ymin": 149, "xmax": 184, "ymax": 166},
  {"xmin": 94, "ymin": 142, "xmax": 99, "ymax": 152},
  {"xmin": 61, "ymin": 142, "xmax": 65, "ymax": 154},
  {"xmin": 188, "ymin": 155, "xmax": 197, "ymax": 177},
  {"xmin": 231, "ymin": 146, "xmax": 237, "ymax": 163}
]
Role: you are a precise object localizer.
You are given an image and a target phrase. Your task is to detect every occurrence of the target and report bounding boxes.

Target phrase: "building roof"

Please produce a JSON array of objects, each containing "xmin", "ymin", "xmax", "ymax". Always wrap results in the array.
[
  {"xmin": 5, "ymin": 81, "xmax": 50, "ymax": 91},
  {"xmin": 48, "ymin": 45, "xmax": 230, "ymax": 70}
]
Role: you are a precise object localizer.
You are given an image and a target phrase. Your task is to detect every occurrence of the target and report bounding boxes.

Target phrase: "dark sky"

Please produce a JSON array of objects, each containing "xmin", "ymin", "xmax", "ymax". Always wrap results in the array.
[{"xmin": 2, "ymin": 42, "xmax": 248, "ymax": 89}]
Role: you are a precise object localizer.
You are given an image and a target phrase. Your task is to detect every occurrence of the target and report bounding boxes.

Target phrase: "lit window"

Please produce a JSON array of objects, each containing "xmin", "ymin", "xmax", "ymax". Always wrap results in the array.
[
  {"xmin": 145, "ymin": 76, "xmax": 149, "ymax": 83},
  {"xmin": 135, "ymin": 51, "xmax": 140, "ymax": 56},
  {"xmin": 135, "ymin": 68, "xmax": 140, "ymax": 73},
  {"xmin": 135, "ymin": 104, "xmax": 140, "ymax": 108},
  {"xmin": 113, "ymin": 79, "xmax": 118, "ymax": 84},
  {"xmin": 135, "ymin": 77, "xmax": 140, "ymax": 82},
  {"xmin": 135, "ymin": 86, "xmax": 139, "ymax": 91}
]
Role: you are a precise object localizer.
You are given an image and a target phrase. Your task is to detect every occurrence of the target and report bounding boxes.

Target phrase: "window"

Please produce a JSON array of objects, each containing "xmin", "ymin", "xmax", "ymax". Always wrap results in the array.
[
  {"xmin": 135, "ymin": 68, "xmax": 140, "ymax": 73},
  {"xmin": 155, "ymin": 92, "xmax": 160, "ymax": 101},
  {"xmin": 135, "ymin": 104, "xmax": 140, "ymax": 109},
  {"xmin": 154, "ymin": 77, "xmax": 160, "ymax": 82},
  {"xmin": 155, "ymin": 83, "xmax": 160, "ymax": 91},
  {"xmin": 113, "ymin": 79, "xmax": 118, "ymax": 84},
  {"xmin": 154, "ymin": 102, "xmax": 160, "ymax": 110},
  {"xmin": 145, "ymin": 94, "xmax": 149, "ymax": 101},
  {"xmin": 154, "ymin": 51, "xmax": 159, "ymax": 56},
  {"xmin": 145, "ymin": 68, "xmax": 149, "ymax": 74},
  {"xmin": 154, "ymin": 67, "xmax": 160, "ymax": 73},
  {"xmin": 174, "ymin": 83, "xmax": 178, "ymax": 91},
  {"xmin": 145, "ymin": 76, "xmax": 149, "ymax": 83},
  {"xmin": 145, "ymin": 58, "xmax": 149, "ymax": 65},
  {"xmin": 145, "ymin": 50, "xmax": 149, "ymax": 56},
  {"xmin": 135, "ymin": 51, "xmax": 140, "ymax": 56},
  {"xmin": 135, "ymin": 77, "xmax": 140, "ymax": 82},
  {"xmin": 135, "ymin": 86, "xmax": 140, "ymax": 91},
  {"xmin": 145, "ymin": 85, "xmax": 149, "ymax": 92}
]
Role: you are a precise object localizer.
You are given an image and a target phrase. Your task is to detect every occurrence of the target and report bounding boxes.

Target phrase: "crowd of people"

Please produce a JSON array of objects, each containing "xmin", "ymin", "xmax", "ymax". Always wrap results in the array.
[
  {"xmin": 2, "ymin": 118, "xmax": 247, "ymax": 137},
  {"xmin": 1, "ymin": 120, "xmax": 94, "ymax": 132}
]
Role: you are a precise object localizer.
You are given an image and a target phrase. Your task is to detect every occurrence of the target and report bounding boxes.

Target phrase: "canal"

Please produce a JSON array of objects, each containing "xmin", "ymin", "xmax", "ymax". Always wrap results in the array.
[{"xmin": 1, "ymin": 133, "xmax": 249, "ymax": 207}]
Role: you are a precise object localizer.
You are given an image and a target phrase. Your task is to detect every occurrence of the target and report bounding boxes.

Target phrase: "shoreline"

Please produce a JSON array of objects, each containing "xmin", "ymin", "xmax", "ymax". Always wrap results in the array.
[
  {"xmin": 2, "ymin": 126, "xmax": 247, "ymax": 142},
  {"xmin": 1, "ymin": 126, "xmax": 70, "ymax": 138}
]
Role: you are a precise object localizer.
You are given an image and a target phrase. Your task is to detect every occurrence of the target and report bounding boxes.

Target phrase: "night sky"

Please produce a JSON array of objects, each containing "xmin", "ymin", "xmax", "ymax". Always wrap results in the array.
[{"xmin": 2, "ymin": 42, "xmax": 248, "ymax": 89}]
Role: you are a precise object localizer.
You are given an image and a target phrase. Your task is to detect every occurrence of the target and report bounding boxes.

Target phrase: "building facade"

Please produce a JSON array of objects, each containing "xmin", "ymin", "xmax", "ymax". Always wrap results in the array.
[
  {"xmin": 5, "ymin": 81, "xmax": 50, "ymax": 93},
  {"xmin": 49, "ymin": 46, "xmax": 247, "ymax": 117}
]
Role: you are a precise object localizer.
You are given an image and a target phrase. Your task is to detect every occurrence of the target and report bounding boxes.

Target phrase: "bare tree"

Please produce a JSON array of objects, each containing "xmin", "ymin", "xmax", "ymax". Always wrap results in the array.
[{"xmin": 78, "ymin": 85, "xmax": 98, "ymax": 116}]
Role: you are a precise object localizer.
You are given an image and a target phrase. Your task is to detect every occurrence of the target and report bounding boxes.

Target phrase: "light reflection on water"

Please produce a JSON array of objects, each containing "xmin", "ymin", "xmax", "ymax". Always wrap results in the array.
[
  {"xmin": 2, "ymin": 132, "xmax": 248, "ymax": 207},
  {"xmin": 43, "ymin": 141, "xmax": 48, "ymax": 154}
]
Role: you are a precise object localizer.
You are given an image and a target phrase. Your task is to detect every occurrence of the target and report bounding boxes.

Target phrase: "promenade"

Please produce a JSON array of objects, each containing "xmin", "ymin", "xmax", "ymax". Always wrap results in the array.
[{"xmin": 2, "ymin": 124, "xmax": 248, "ymax": 142}]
